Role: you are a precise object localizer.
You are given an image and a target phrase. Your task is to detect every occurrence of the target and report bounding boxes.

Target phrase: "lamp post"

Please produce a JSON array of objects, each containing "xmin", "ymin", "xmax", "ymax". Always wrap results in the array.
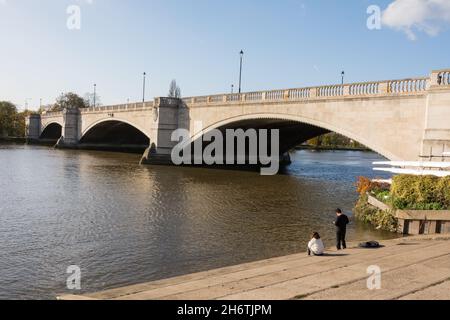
[
  {"xmin": 238, "ymin": 50, "xmax": 244, "ymax": 93},
  {"xmin": 93, "ymin": 84, "xmax": 97, "ymax": 108},
  {"xmin": 231, "ymin": 84, "xmax": 234, "ymax": 94},
  {"xmin": 24, "ymin": 98, "xmax": 32, "ymax": 110},
  {"xmin": 341, "ymin": 71, "xmax": 345, "ymax": 85},
  {"xmin": 142, "ymin": 72, "xmax": 147, "ymax": 103}
]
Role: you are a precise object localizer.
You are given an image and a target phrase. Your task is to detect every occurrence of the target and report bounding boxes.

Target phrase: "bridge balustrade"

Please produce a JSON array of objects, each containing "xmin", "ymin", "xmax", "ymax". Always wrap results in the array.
[
  {"xmin": 388, "ymin": 78, "xmax": 429, "ymax": 94},
  {"xmin": 288, "ymin": 88, "xmax": 310, "ymax": 99},
  {"xmin": 317, "ymin": 85, "xmax": 344, "ymax": 97},
  {"xmin": 438, "ymin": 71, "xmax": 450, "ymax": 86},
  {"xmin": 36, "ymin": 69, "xmax": 450, "ymax": 114},
  {"xmin": 349, "ymin": 82, "xmax": 379, "ymax": 95}
]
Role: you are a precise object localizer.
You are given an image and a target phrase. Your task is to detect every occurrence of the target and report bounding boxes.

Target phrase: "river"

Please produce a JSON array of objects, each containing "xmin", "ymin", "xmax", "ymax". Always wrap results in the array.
[{"xmin": 0, "ymin": 144, "xmax": 398, "ymax": 299}]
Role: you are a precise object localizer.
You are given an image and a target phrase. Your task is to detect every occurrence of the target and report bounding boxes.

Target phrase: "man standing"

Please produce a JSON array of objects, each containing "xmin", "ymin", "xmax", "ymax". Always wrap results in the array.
[{"xmin": 335, "ymin": 209, "xmax": 350, "ymax": 250}]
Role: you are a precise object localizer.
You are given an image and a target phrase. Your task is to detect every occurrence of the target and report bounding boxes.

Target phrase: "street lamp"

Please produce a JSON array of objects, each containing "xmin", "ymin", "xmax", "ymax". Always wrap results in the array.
[
  {"xmin": 24, "ymin": 98, "xmax": 32, "ymax": 110},
  {"xmin": 231, "ymin": 84, "xmax": 234, "ymax": 94},
  {"xmin": 239, "ymin": 50, "xmax": 244, "ymax": 94},
  {"xmin": 93, "ymin": 84, "xmax": 97, "ymax": 108},
  {"xmin": 341, "ymin": 71, "xmax": 345, "ymax": 85},
  {"xmin": 142, "ymin": 72, "xmax": 147, "ymax": 103}
]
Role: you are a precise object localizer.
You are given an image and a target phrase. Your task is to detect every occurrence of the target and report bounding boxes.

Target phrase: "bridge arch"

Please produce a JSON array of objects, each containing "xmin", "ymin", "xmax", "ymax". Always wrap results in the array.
[
  {"xmin": 81, "ymin": 117, "xmax": 150, "ymax": 139},
  {"xmin": 80, "ymin": 118, "xmax": 150, "ymax": 153},
  {"xmin": 188, "ymin": 113, "xmax": 397, "ymax": 160},
  {"xmin": 40, "ymin": 122, "xmax": 63, "ymax": 141}
]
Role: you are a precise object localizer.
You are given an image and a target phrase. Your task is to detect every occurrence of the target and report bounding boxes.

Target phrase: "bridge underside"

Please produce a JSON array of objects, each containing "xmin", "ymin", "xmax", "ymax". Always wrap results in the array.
[
  {"xmin": 212, "ymin": 118, "xmax": 331, "ymax": 154},
  {"xmin": 169, "ymin": 118, "xmax": 334, "ymax": 168},
  {"xmin": 40, "ymin": 123, "xmax": 62, "ymax": 144},
  {"xmin": 79, "ymin": 120, "xmax": 150, "ymax": 153}
]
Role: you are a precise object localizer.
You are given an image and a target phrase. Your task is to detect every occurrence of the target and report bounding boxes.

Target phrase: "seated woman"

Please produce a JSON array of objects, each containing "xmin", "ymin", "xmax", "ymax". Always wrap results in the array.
[{"xmin": 308, "ymin": 232, "xmax": 325, "ymax": 256}]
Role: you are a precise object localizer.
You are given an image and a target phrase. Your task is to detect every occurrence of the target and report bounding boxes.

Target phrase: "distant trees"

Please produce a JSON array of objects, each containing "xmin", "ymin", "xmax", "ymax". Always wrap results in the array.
[
  {"xmin": 83, "ymin": 92, "xmax": 102, "ymax": 108},
  {"xmin": 307, "ymin": 133, "xmax": 367, "ymax": 149},
  {"xmin": 168, "ymin": 80, "xmax": 181, "ymax": 98},
  {"xmin": 50, "ymin": 92, "xmax": 87, "ymax": 112},
  {"xmin": 0, "ymin": 101, "xmax": 31, "ymax": 137}
]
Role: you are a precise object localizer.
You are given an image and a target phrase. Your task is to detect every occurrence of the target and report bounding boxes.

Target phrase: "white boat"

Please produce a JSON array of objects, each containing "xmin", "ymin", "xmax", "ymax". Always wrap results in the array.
[
  {"xmin": 373, "ymin": 167, "xmax": 450, "ymax": 177},
  {"xmin": 373, "ymin": 161, "xmax": 450, "ymax": 169}
]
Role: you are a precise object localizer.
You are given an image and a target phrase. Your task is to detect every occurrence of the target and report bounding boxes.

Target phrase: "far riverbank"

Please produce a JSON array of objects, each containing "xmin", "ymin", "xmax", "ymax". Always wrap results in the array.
[
  {"xmin": 0, "ymin": 137, "xmax": 26, "ymax": 143},
  {"xmin": 296, "ymin": 145, "xmax": 371, "ymax": 152}
]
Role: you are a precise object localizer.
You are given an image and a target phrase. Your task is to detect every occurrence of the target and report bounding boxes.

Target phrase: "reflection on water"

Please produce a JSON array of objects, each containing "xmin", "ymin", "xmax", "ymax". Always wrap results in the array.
[{"xmin": 0, "ymin": 144, "xmax": 397, "ymax": 299}]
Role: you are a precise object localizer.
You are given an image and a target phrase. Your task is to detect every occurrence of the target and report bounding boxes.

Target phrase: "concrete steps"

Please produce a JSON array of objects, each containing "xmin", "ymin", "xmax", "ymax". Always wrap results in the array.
[{"xmin": 58, "ymin": 236, "xmax": 450, "ymax": 300}]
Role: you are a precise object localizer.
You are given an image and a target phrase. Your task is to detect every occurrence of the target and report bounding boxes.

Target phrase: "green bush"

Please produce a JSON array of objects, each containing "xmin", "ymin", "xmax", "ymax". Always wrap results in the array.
[
  {"xmin": 353, "ymin": 194, "xmax": 398, "ymax": 232},
  {"xmin": 374, "ymin": 190, "xmax": 391, "ymax": 202},
  {"xmin": 437, "ymin": 176, "xmax": 450, "ymax": 208},
  {"xmin": 391, "ymin": 175, "xmax": 450, "ymax": 210}
]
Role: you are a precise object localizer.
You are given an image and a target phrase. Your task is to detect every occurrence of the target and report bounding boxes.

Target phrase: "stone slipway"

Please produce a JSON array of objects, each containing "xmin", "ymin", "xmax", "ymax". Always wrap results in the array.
[{"xmin": 58, "ymin": 235, "xmax": 450, "ymax": 300}]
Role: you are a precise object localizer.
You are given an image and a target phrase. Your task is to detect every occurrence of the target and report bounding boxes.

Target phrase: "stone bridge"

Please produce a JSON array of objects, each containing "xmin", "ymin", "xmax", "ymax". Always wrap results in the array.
[{"xmin": 26, "ymin": 69, "xmax": 450, "ymax": 165}]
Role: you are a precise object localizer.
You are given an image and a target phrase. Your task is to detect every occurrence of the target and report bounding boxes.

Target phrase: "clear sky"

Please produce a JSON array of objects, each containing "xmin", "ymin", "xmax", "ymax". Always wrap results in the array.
[{"xmin": 1, "ymin": 0, "xmax": 449, "ymax": 110}]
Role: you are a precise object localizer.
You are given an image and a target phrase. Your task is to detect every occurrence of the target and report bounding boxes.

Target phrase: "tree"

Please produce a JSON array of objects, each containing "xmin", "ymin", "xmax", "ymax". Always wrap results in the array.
[
  {"xmin": 83, "ymin": 92, "xmax": 102, "ymax": 108},
  {"xmin": 0, "ymin": 101, "xmax": 31, "ymax": 137},
  {"xmin": 168, "ymin": 80, "xmax": 181, "ymax": 98},
  {"xmin": 0, "ymin": 101, "xmax": 18, "ymax": 137},
  {"xmin": 51, "ymin": 92, "xmax": 87, "ymax": 112}
]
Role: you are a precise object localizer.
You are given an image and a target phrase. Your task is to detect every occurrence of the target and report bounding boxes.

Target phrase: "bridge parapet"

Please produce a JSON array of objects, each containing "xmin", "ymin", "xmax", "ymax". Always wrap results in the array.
[
  {"xmin": 181, "ymin": 72, "xmax": 450, "ymax": 107},
  {"xmin": 80, "ymin": 101, "xmax": 154, "ymax": 114},
  {"xmin": 41, "ymin": 111, "xmax": 63, "ymax": 118}
]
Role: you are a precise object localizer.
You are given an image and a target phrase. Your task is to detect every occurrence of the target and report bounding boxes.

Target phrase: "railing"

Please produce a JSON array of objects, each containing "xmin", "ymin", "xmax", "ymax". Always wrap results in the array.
[
  {"xmin": 438, "ymin": 71, "xmax": 450, "ymax": 86},
  {"xmin": 38, "ymin": 69, "xmax": 450, "ymax": 114},
  {"xmin": 317, "ymin": 85, "xmax": 344, "ymax": 97},
  {"xmin": 288, "ymin": 88, "xmax": 310, "ymax": 99},
  {"xmin": 80, "ymin": 101, "xmax": 154, "ymax": 114},
  {"xmin": 180, "ymin": 70, "xmax": 450, "ymax": 106},
  {"xmin": 265, "ymin": 90, "xmax": 284, "ymax": 101},
  {"xmin": 388, "ymin": 78, "xmax": 429, "ymax": 94},
  {"xmin": 41, "ymin": 111, "xmax": 63, "ymax": 118},
  {"xmin": 349, "ymin": 82, "xmax": 379, "ymax": 95}
]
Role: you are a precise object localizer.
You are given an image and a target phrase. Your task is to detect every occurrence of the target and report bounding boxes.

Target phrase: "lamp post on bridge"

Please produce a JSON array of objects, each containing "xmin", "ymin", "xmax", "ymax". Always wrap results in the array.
[
  {"xmin": 341, "ymin": 71, "xmax": 345, "ymax": 85},
  {"xmin": 239, "ymin": 50, "xmax": 244, "ymax": 94},
  {"xmin": 142, "ymin": 72, "xmax": 147, "ymax": 103},
  {"xmin": 24, "ymin": 98, "xmax": 32, "ymax": 111},
  {"xmin": 93, "ymin": 84, "xmax": 97, "ymax": 108},
  {"xmin": 231, "ymin": 84, "xmax": 234, "ymax": 94}
]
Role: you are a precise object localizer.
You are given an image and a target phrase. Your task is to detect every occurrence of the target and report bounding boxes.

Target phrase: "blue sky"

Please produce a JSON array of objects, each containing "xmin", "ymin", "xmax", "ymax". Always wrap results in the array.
[{"xmin": 1, "ymin": 0, "xmax": 450, "ymax": 110}]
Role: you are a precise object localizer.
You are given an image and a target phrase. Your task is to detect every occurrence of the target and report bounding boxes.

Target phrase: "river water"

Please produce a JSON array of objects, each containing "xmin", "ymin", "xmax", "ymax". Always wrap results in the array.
[{"xmin": 0, "ymin": 144, "xmax": 398, "ymax": 300}]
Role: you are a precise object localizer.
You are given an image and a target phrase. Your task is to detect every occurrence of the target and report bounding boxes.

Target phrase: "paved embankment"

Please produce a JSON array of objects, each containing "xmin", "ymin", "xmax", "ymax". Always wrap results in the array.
[{"xmin": 58, "ymin": 235, "xmax": 450, "ymax": 300}]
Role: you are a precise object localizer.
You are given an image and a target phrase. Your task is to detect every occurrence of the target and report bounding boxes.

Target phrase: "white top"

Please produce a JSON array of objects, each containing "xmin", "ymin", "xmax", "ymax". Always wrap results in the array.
[
  {"xmin": 308, "ymin": 238, "xmax": 325, "ymax": 255},
  {"xmin": 373, "ymin": 167, "xmax": 450, "ymax": 177},
  {"xmin": 373, "ymin": 161, "xmax": 450, "ymax": 169}
]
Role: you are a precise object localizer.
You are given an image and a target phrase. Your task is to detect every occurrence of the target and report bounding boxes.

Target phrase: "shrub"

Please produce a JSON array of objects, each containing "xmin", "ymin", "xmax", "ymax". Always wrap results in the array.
[
  {"xmin": 356, "ymin": 176, "xmax": 390, "ymax": 196},
  {"xmin": 353, "ymin": 194, "xmax": 398, "ymax": 232},
  {"xmin": 437, "ymin": 176, "xmax": 450, "ymax": 208},
  {"xmin": 391, "ymin": 175, "xmax": 449, "ymax": 210}
]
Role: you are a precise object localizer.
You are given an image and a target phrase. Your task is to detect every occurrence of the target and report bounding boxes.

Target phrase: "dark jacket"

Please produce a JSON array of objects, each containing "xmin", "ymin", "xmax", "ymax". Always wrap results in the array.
[{"xmin": 335, "ymin": 214, "xmax": 350, "ymax": 230}]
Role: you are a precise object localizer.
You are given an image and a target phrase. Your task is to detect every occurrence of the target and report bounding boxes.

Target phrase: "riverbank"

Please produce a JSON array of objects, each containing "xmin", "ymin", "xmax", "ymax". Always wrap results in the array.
[
  {"xmin": 58, "ymin": 235, "xmax": 450, "ymax": 300},
  {"xmin": 295, "ymin": 145, "xmax": 370, "ymax": 152},
  {"xmin": 0, "ymin": 137, "xmax": 26, "ymax": 144}
]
